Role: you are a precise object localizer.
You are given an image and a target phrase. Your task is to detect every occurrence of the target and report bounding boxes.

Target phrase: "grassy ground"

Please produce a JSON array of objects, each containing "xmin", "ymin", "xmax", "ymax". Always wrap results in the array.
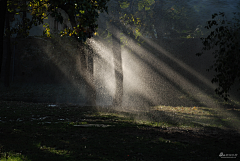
[{"xmin": 0, "ymin": 100, "xmax": 240, "ymax": 161}]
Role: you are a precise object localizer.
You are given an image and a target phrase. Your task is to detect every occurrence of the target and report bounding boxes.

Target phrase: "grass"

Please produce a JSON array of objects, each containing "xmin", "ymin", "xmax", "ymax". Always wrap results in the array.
[{"xmin": 0, "ymin": 101, "xmax": 240, "ymax": 161}]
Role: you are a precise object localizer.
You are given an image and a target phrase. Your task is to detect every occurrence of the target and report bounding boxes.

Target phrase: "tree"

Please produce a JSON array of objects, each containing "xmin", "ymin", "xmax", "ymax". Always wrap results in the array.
[
  {"xmin": 103, "ymin": 0, "xmax": 123, "ymax": 107},
  {"xmin": 49, "ymin": 0, "xmax": 109, "ymax": 105},
  {"xmin": 0, "ymin": 0, "xmax": 7, "ymax": 79},
  {"xmin": 197, "ymin": 12, "xmax": 240, "ymax": 101},
  {"xmin": 2, "ymin": 0, "xmax": 109, "ymax": 105},
  {"xmin": 1, "ymin": 0, "xmax": 49, "ymax": 86},
  {"xmin": 111, "ymin": 14, "xmax": 123, "ymax": 107}
]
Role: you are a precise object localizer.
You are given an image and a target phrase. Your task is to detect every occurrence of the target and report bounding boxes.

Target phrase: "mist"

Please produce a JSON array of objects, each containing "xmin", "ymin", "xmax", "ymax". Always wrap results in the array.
[
  {"xmin": 2, "ymin": 0, "xmax": 240, "ymax": 123},
  {"xmin": 91, "ymin": 0, "xmax": 240, "ymax": 108}
]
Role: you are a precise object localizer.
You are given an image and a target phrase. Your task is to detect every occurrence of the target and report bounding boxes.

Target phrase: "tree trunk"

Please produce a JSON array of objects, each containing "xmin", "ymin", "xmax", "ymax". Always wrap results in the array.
[
  {"xmin": 79, "ymin": 42, "xmax": 96, "ymax": 106},
  {"xmin": 112, "ymin": 23, "xmax": 123, "ymax": 107},
  {"xmin": 0, "ymin": 0, "xmax": 7, "ymax": 79},
  {"xmin": 85, "ymin": 43, "xmax": 96, "ymax": 106},
  {"xmin": 4, "ymin": 11, "xmax": 12, "ymax": 87},
  {"xmin": 108, "ymin": 0, "xmax": 124, "ymax": 107},
  {"xmin": 18, "ymin": 0, "xmax": 27, "ymax": 37}
]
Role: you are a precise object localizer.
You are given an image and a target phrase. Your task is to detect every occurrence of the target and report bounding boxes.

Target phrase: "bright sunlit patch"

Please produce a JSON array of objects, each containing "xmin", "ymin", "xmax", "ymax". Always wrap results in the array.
[
  {"xmin": 0, "ymin": 152, "xmax": 30, "ymax": 161},
  {"xmin": 36, "ymin": 143, "xmax": 71, "ymax": 156}
]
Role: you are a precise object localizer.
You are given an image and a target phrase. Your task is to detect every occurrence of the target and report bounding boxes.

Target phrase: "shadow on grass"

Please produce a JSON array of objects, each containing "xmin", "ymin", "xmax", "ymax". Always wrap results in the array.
[{"xmin": 0, "ymin": 101, "xmax": 240, "ymax": 161}]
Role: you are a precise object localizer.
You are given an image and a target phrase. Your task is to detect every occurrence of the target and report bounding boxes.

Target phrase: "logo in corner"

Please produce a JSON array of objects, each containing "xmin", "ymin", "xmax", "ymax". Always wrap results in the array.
[{"xmin": 219, "ymin": 152, "xmax": 238, "ymax": 158}]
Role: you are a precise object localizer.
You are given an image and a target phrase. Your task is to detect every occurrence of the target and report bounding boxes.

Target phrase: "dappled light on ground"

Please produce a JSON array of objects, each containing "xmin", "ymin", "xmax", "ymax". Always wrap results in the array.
[{"xmin": 0, "ymin": 101, "xmax": 240, "ymax": 160}]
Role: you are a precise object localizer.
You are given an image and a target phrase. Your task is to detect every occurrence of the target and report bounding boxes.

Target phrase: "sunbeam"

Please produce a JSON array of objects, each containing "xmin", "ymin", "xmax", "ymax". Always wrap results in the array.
[
  {"xmin": 2, "ymin": 1, "xmax": 240, "ymax": 160},
  {"xmin": 88, "ymin": 25, "xmax": 240, "ymax": 131}
]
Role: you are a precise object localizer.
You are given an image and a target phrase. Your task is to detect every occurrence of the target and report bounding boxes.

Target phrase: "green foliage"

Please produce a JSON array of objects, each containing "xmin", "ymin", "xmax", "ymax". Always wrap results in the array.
[
  {"xmin": 6, "ymin": 0, "xmax": 51, "ymax": 38},
  {"xmin": 6, "ymin": 0, "xmax": 110, "ymax": 42},
  {"xmin": 114, "ymin": 0, "xmax": 200, "ymax": 41},
  {"xmin": 138, "ymin": 0, "xmax": 155, "ymax": 11},
  {"xmin": 48, "ymin": 0, "xmax": 110, "ymax": 41},
  {"xmin": 197, "ymin": 12, "xmax": 240, "ymax": 101}
]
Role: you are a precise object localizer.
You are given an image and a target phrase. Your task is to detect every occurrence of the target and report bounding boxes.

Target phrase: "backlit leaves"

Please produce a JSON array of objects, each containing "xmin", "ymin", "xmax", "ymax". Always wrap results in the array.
[
  {"xmin": 138, "ymin": 0, "xmax": 155, "ymax": 11},
  {"xmin": 120, "ymin": 1, "xmax": 130, "ymax": 9},
  {"xmin": 6, "ymin": 0, "xmax": 110, "ymax": 42},
  {"xmin": 43, "ymin": 23, "xmax": 51, "ymax": 37}
]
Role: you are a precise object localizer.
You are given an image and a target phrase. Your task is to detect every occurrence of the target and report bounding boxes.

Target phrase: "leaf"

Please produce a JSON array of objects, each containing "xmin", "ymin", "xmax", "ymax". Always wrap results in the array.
[{"xmin": 212, "ymin": 13, "xmax": 218, "ymax": 19}]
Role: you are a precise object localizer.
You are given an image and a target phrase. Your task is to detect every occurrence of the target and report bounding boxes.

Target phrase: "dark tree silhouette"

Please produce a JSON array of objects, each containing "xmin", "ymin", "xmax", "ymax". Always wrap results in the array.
[
  {"xmin": 197, "ymin": 12, "xmax": 240, "ymax": 101},
  {"xmin": 0, "ymin": 0, "xmax": 7, "ymax": 79}
]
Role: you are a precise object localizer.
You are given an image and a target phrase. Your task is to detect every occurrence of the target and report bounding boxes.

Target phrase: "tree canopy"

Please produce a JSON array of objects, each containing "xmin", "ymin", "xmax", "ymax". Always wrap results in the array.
[
  {"xmin": 5, "ymin": 0, "xmax": 110, "ymax": 41},
  {"xmin": 100, "ymin": 0, "xmax": 203, "ymax": 45}
]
